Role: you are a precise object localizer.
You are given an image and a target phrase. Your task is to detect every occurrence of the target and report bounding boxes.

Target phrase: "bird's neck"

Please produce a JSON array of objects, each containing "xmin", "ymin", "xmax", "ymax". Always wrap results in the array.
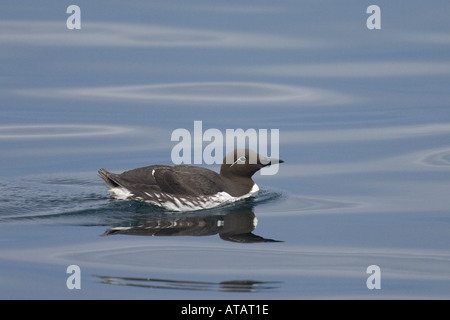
[{"xmin": 221, "ymin": 174, "xmax": 255, "ymax": 197}]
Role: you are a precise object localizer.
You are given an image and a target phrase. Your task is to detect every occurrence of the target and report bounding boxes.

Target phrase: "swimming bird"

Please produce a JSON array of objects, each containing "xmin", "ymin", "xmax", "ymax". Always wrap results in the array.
[{"xmin": 98, "ymin": 148, "xmax": 283, "ymax": 211}]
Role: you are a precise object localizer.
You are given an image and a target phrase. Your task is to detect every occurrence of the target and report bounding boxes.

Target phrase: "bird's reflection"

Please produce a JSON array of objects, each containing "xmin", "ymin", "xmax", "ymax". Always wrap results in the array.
[
  {"xmin": 103, "ymin": 202, "xmax": 282, "ymax": 243},
  {"xmin": 94, "ymin": 275, "xmax": 282, "ymax": 292}
]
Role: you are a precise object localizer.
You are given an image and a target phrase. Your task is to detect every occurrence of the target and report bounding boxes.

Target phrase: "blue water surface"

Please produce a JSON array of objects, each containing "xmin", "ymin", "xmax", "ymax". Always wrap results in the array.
[{"xmin": 0, "ymin": 0, "xmax": 449, "ymax": 299}]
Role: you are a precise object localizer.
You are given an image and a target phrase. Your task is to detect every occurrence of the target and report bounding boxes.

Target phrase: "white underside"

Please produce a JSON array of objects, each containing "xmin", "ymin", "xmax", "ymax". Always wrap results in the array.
[
  {"xmin": 109, "ymin": 187, "xmax": 134, "ymax": 200},
  {"xmin": 109, "ymin": 183, "xmax": 259, "ymax": 212}
]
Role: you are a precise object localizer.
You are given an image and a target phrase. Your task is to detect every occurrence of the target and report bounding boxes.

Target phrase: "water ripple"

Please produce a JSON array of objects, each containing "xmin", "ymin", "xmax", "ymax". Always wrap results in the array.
[
  {"xmin": 0, "ymin": 172, "xmax": 284, "ymax": 227},
  {"xmin": 0, "ymin": 124, "xmax": 132, "ymax": 140},
  {"xmin": 19, "ymin": 82, "xmax": 355, "ymax": 106},
  {"xmin": 417, "ymin": 148, "xmax": 450, "ymax": 167},
  {"xmin": 0, "ymin": 21, "xmax": 318, "ymax": 49}
]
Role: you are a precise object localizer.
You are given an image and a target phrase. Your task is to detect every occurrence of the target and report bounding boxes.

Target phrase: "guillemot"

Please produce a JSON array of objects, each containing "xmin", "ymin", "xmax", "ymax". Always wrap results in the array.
[{"xmin": 98, "ymin": 148, "xmax": 283, "ymax": 211}]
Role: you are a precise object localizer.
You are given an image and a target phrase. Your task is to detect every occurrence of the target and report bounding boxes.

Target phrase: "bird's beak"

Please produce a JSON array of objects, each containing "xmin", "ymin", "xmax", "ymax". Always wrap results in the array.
[{"xmin": 261, "ymin": 157, "xmax": 284, "ymax": 167}]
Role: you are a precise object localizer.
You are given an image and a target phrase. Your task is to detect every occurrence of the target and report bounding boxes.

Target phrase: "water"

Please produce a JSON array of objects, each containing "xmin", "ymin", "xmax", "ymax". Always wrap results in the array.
[{"xmin": 1, "ymin": 0, "xmax": 449, "ymax": 299}]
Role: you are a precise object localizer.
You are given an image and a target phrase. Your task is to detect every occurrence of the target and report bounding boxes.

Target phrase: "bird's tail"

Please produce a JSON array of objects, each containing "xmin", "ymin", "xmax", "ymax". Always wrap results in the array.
[{"xmin": 98, "ymin": 168, "xmax": 120, "ymax": 188}]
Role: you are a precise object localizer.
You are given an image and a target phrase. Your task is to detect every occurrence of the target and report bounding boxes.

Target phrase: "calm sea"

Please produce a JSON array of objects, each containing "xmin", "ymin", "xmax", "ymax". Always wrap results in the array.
[{"xmin": 1, "ymin": 0, "xmax": 449, "ymax": 299}]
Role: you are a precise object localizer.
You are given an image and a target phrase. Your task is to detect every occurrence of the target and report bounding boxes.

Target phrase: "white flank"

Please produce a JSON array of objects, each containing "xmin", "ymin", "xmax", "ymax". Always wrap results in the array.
[
  {"xmin": 249, "ymin": 183, "xmax": 259, "ymax": 194},
  {"xmin": 150, "ymin": 183, "xmax": 260, "ymax": 212},
  {"xmin": 109, "ymin": 183, "xmax": 260, "ymax": 212},
  {"xmin": 108, "ymin": 226, "xmax": 132, "ymax": 231},
  {"xmin": 109, "ymin": 187, "xmax": 133, "ymax": 200}
]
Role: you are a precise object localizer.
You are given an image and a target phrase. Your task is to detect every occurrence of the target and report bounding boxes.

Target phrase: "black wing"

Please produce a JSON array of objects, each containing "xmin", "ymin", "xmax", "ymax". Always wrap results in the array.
[{"xmin": 99, "ymin": 165, "xmax": 226, "ymax": 197}]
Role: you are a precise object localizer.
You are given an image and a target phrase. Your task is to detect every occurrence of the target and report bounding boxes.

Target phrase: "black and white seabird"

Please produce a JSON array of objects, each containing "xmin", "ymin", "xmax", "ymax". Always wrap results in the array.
[{"xmin": 98, "ymin": 148, "xmax": 283, "ymax": 211}]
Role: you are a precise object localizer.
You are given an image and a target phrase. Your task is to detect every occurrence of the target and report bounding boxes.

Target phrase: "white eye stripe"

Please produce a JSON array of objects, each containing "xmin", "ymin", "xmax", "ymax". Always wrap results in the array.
[{"xmin": 230, "ymin": 155, "xmax": 246, "ymax": 167}]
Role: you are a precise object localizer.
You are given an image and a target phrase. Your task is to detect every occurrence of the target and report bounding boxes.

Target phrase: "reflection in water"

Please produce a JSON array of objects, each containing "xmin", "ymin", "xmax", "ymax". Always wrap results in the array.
[
  {"xmin": 103, "ymin": 203, "xmax": 282, "ymax": 243},
  {"xmin": 94, "ymin": 275, "xmax": 281, "ymax": 292},
  {"xmin": 0, "ymin": 174, "xmax": 284, "ymax": 244}
]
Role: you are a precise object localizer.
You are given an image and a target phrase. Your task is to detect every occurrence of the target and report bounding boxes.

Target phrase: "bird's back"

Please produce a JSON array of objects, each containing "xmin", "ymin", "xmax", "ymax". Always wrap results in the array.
[{"xmin": 99, "ymin": 165, "xmax": 228, "ymax": 198}]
